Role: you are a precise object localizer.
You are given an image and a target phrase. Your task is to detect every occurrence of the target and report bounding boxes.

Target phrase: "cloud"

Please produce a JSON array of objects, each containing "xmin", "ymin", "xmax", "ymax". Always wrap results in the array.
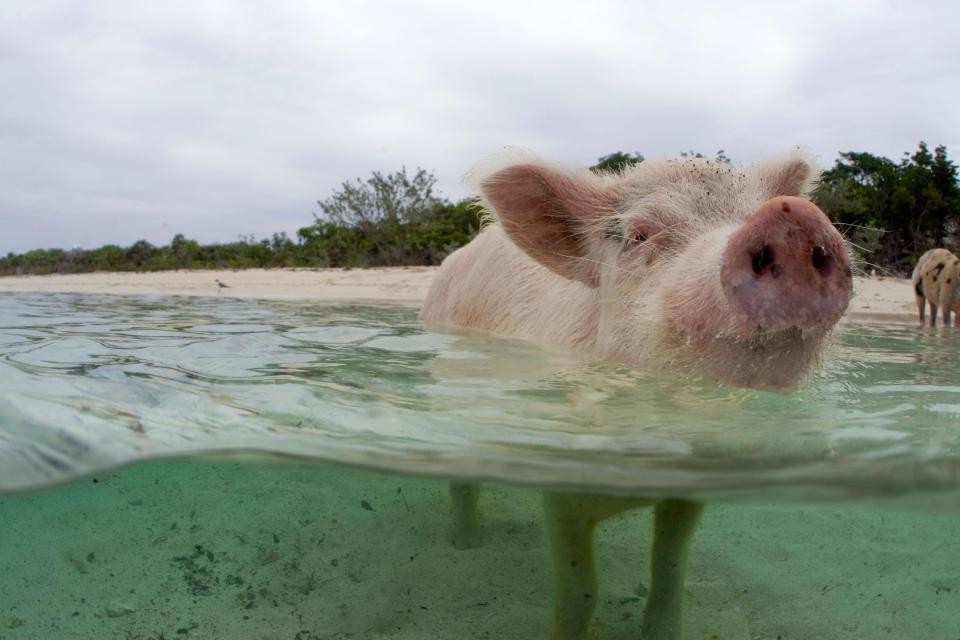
[{"xmin": 1, "ymin": 0, "xmax": 959, "ymax": 254}]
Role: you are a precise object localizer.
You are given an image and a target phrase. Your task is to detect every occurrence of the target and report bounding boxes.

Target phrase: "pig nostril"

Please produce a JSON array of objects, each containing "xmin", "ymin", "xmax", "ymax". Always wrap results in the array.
[
  {"xmin": 811, "ymin": 245, "xmax": 832, "ymax": 273},
  {"xmin": 751, "ymin": 244, "xmax": 775, "ymax": 275}
]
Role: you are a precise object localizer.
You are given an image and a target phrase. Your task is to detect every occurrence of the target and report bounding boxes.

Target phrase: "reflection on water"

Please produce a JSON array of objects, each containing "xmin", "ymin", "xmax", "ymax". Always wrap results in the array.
[{"xmin": 1, "ymin": 292, "xmax": 960, "ymax": 501}]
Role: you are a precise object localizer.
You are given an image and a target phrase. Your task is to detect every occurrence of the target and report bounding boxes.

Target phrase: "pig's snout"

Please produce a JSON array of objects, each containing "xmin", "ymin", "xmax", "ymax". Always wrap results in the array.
[{"xmin": 721, "ymin": 196, "xmax": 852, "ymax": 333}]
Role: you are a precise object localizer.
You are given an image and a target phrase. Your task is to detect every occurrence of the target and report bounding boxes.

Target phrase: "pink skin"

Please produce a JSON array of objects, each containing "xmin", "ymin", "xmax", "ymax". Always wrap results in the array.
[
  {"xmin": 425, "ymin": 155, "xmax": 854, "ymax": 391},
  {"xmin": 666, "ymin": 196, "xmax": 851, "ymax": 342},
  {"xmin": 720, "ymin": 196, "xmax": 851, "ymax": 334},
  {"xmin": 657, "ymin": 195, "xmax": 852, "ymax": 390},
  {"xmin": 425, "ymin": 152, "xmax": 858, "ymax": 382}
]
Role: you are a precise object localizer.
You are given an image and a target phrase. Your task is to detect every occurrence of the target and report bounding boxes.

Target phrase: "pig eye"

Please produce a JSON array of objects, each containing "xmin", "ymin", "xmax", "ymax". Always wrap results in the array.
[
  {"xmin": 623, "ymin": 229, "xmax": 652, "ymax": 249},
  {"xmin": 615, "ymin": 219, "xmax": 662, "ymax": 251}
]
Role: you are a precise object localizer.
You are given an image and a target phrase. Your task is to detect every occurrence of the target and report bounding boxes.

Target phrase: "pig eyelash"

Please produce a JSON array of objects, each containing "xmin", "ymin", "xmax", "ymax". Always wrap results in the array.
[
  {"xmin": 622, "ymin": 221, "xmax": 687, "ymax": 265},
  {"xmin": 619, "ymin": 232, "xmax": 648, "ymax": 253},
  {"xmin": 623, "ymin": 224, "xmax": 675, "ymax": 250},
  {"xmin": 572, "ymin": 240, "xmax": 677, "ymax": 280},
  {"xmin": 620, "ymin": 225, "xmax": 656, "ymax": 248},
  {"xmin": 600, "ymin": 221, "xmax": 649, "ymax": 249}
]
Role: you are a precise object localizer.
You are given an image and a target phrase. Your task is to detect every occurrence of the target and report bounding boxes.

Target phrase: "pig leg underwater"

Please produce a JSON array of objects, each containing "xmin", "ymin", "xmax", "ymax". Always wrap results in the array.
[
  {"xmin": 449, "ymin": 481, "xmax": 483, "ymax": 549},
  {"xmin": 544, "ymin": 493, "xmax": 703, "ymax": 640},
  {"xmin": 640, "ymin": 499, "xmax": 704, "ymax": 640},
  {"xmin": 449, "ymin": 483, "xmax": 703, "ymax": 639}
]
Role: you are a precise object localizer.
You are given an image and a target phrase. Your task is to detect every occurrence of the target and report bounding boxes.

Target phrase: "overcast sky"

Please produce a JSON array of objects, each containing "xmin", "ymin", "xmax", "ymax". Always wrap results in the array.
[{"xmin": 1, "ymin": 1, "xmax": 958, "ymax": 254}]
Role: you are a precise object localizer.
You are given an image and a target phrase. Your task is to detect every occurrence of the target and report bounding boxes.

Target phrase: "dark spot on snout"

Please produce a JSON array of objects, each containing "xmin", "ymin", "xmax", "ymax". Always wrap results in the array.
[
  {"xmin": 751, "ymin": 244, "xmax": 775, "ymax": 275},
  {"xmin": 781, "ymin": 201, "xmax": 791, "ymax": 213}
]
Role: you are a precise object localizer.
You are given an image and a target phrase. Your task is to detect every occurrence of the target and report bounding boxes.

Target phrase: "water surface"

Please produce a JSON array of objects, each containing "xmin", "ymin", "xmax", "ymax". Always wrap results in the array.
[{"xmin": 1, "ymin": 292, "xmax": 960, "ymax": 503}]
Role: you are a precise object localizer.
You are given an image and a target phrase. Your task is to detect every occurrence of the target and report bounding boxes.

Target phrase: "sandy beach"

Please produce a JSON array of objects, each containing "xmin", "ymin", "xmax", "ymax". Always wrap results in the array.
[
  {"xmin": 0, "ymin": 267, "xmax": 436, "ymax": 306},
  {"xmin": 0, "ymin": 267, "xmax": 921, "ymax": 325}
]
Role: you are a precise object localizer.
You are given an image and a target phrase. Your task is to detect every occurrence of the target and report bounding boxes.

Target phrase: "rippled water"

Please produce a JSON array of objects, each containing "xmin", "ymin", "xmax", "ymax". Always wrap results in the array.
[
  {"xmin": 2, "ymin": 291, "xmax": 960, "ymax": 640},
  {"xmin": 1, "ymin": 291, "xmax": 959, "ymax": 504}
]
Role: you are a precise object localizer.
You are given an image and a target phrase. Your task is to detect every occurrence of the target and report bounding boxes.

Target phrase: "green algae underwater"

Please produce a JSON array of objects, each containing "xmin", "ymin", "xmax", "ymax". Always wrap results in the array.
[{"xmin": 1, "ymin": 292, "xmax": 958, "ymax": 639}]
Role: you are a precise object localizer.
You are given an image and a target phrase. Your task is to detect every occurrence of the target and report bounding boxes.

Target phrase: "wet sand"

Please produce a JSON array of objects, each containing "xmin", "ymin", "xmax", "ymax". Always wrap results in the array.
[{"xmin": 0, "ymin": 268, "xmax": 922, "ymax": 325}]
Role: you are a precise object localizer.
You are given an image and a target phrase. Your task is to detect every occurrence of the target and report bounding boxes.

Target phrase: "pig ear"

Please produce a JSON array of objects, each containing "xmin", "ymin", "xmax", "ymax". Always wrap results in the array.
[
  {"xmin": 756, "ymin": 150, "xmax": 821, "ymax": 198},
  {"xmin": 475, "ymin": 161, "xmax": 617, "ymax": 286}
]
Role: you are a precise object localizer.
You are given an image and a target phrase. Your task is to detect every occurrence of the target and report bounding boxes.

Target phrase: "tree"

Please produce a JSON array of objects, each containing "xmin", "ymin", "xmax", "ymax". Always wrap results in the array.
[
  {"xmin": 591, "ymin": 151, "xmax": 644, "ymax": 174},
  {"xmin": 318, "ymin": 167, "xmax": 440, "ymax": 227},
  {"xmin": 126, "ymin": 240, "xmax": 156, "ymax": 269},
  {"xmin": 406, "ymin": 199, "xmax": 483, "ymax": 264},
  {"xmin": 297, "ymin": 167, "xmax": 477, "ymax": 267},
  {"xmin": 680, "ymin": 150, "xmax": 731, "ymax": 163},
  {"xmin": 815, "ymin": 142, "xmax": 960, "ymax": 274},
  {"xmin": 170, "ymin": 234, "xmax": 201, "ymax": 269}
]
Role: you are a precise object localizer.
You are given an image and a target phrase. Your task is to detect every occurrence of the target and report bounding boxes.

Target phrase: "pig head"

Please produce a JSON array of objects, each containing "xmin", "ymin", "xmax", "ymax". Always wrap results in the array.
[{"xmin": 420, "ymin": 150, "xmax": 853, "ymax": 391}]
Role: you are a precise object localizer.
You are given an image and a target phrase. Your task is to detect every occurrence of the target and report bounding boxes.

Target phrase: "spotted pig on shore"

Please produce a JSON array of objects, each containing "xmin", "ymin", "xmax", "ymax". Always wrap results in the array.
[{"xmin": 912, "ymin": 247, "xmax": 960, "ymax": 326}]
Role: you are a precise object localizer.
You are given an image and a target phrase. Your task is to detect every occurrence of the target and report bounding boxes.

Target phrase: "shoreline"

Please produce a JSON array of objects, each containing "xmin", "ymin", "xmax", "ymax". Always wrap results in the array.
[
  {"xmin": 0, "ymin": 267, "xmax": 920, "ymax": 325},
  {"xmin": 0, "ymin": 267, "xmax": 434, "ymax": 306}
]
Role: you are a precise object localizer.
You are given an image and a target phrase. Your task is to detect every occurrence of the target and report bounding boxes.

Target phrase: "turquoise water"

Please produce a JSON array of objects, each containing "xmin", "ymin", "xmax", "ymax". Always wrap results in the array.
[
  {"xmin": 1, "ymin": 292, "xmax": 959, "ymax": 639},
  {"xmin": 1, "ymin": 292, "xmax": 959, "ymax": 502}
]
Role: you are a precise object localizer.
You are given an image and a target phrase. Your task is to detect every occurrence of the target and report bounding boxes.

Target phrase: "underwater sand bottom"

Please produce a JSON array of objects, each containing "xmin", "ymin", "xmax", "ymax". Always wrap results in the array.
[{"xmin": 1, "ymin": 459, "xmax": 957, "ymax": 639}]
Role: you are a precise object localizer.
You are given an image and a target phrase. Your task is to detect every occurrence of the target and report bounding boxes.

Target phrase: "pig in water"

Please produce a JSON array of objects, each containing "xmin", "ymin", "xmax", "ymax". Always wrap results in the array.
[
  {"xmin": 420, "ymin": 149, "xmax": 853, "ymax": 640},
  {"xmin": 912, "ymin": 247, "xmax": 960, "ymax": 326}
]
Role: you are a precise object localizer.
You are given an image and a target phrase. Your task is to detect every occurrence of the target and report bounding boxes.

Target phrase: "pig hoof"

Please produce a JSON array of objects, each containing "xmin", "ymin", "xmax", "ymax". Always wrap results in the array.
[{"xmin": 451, "ymin": 525, "xmax": 482, "ymax": 550}]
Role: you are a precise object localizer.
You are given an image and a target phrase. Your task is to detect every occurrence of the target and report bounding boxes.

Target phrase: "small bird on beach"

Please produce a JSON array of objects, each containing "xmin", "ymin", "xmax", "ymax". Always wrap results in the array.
[{"xmin": 215, "ymin": 279, "xmax": 230, "ymax": 292}]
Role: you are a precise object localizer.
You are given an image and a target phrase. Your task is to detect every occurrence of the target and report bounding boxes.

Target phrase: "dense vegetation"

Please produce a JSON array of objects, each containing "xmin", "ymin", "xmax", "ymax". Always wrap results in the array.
[
  {"xmin": 0, "ymin": 168, "xmax": 483, "ymax": 275},
  {"xmin": 2, "ymin": 142, "xmax": 957, "ymax": 277},
  {"xmin": 812, "ymin": 142, "xmax": 960, "ymax": 274}
]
